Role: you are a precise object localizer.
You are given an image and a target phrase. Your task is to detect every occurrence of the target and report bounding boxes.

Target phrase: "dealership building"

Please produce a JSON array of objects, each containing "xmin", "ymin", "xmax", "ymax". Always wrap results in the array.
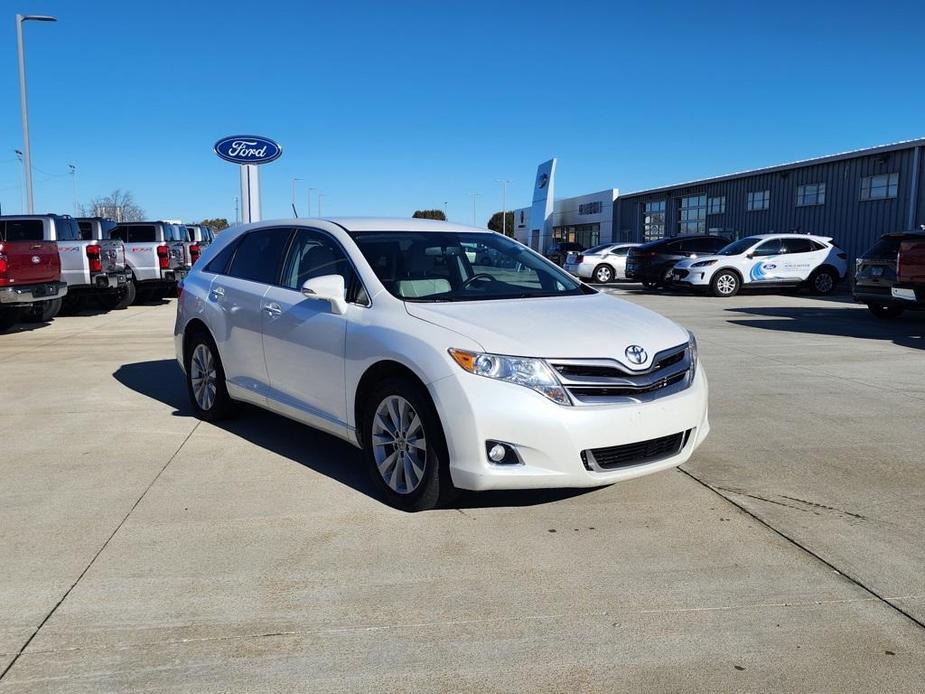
[{"xmin": 514, "ymin": 137, "xmax": 925, "ymax": 261}]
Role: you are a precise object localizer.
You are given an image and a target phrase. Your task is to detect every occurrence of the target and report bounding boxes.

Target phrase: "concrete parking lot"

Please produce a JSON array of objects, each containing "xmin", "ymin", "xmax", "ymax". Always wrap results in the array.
[{"xmin": 1, "ymin": 289, "xmax": 924, "ymax": 692}]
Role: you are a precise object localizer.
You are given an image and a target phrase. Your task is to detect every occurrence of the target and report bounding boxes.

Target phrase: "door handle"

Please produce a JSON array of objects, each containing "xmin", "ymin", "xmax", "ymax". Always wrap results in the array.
[
  {"xmin": 263, "ymin": 302, "xmax": 282, "ymax": 317},
  {"xmin": 210, "ymin": 286, "xmax": 225, "ymax": 298}
]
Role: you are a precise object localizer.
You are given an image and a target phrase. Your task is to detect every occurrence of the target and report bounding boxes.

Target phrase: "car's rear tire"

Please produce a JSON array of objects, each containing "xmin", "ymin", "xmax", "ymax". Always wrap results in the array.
[
  {"xmin": 593, "ymin": 264, "xmax": 614, "ymax": 283},
  {"xmin": 867, "ymin": 302, "xmax": 905, "ymax": 319},
  {"xmin": 363, "ymin": 377, "xmax": 454, "ymax": 511},
  {"xmin": 23, "ymin": 298, "xmax": 62, "ymax": 323},
  {"xmin": 100, "ymin": 280, "xmax": 136, "ymax": 311},
  {"xmin": 810, "ymin": 268, "xmax": 837, "ymax": 295},
  {"xmin": 711, "ymin": 270, "xmax": 740, "ymax": 297},
  {"xmin": 0, "ymin": 308, "xmax": 21, "ymax": 332},
  {"xmin": 185, "ymin": 330, "xmax": 236, "ymax": 421}
]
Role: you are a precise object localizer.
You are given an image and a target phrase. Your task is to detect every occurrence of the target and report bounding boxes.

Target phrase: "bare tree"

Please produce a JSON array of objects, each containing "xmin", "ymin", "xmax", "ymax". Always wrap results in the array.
[{"xmin": 81, "ymin": 189, "xmax": 146, "ymax": 222}]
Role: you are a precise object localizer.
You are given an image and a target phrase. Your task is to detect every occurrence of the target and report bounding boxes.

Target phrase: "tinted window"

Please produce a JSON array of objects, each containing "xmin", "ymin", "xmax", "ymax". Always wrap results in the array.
[
  {"xmin": 782, "ymin": 237, "xmax": 815, "ymax": 254},
  {"xmin": 680, "ymin": 237, "xmax": 722, "ymax": 253},
  {"xmin": 77, "ymin": 221, "xmax": 93, "ymax": 240},
  {"xmin": 2, "ymin": 219, "xmax": 44, "ymax": 241},
  {"xmin": 112, "ymin": 225, "xmax": 157, "ymax": 243},
  {"xmin": 281, "ymin": 229, "xmax": 365, "ymax": 302},
  {"xmin": 718, "ymin": 237, "xmax": 762, "ymax": 255},
  {"xmin": 227, "ymin": 228, "xmax": 292, "ymax": 284},
  {"xmin": 99, "ymin": 220, "xmax": 118, "ymax": 239},
  {"xmin": 57, "ymin": 218, "xmax": 81, "ymax": 241},
  {"xmin": 612, "ymin": 246, "xmax": 630, "ymax": 256},
  {"xmin": 862, "ymin": 237, "xmax": 901, "ymax": 260},
  {"xmin": 753, "ymin": 239, "xmax": 783, "ymax": 256},
  {"xmin": 204, "ymin": 241, "xmax": 238, "ymax": 275},
  {"xmin": 662, "ymin": 240, "xmax": 685, "ymax": 254}
]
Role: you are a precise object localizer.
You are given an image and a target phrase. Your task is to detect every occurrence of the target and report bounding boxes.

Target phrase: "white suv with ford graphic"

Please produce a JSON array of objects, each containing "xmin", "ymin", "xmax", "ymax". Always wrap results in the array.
[{"xmin": 672, "ymin": 234, "xmax": 848, "ymax": 297}]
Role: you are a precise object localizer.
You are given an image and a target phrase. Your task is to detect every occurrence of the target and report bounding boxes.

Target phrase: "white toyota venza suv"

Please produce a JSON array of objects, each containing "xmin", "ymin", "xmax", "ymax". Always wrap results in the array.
[{"xmin": 175, "ymin": 218, "xmax": 710, "ymax": 510}]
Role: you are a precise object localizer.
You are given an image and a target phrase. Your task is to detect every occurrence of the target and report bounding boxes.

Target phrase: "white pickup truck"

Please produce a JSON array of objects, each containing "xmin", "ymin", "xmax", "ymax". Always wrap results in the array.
[
  {"xmin": 2, "ymin": 215, "xmax": 128, "ymax": 317},
  {"xmin": 102, "ymin": 221, "xmax": 188, "ymax": 303}
]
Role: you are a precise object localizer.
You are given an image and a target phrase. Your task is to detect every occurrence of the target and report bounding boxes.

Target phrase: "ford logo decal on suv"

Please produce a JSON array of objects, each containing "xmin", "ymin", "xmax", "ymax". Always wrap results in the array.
[{"xmin": 214, "ymin": 135, "xmax": 282, "ymax": 164}]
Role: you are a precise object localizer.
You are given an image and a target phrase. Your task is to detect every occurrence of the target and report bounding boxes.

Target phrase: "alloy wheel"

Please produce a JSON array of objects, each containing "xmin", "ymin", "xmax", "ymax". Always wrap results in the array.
[
  {"xmin": 595, "ymin": 266, "xmax": 612, "ymax": 283},
  {"xmin": 717, "ymin": 274, "xmax": 737, "ymax": 295},
  {"xmin": 814, "ymin": 272, "xmax": 833, "ymax": 294},
  {"xmin": 371, "ymin": 395, "xmax": 427, "ymax": 495},
  {"xmin": 190, "ymin": 343, "xmax": 217, "ymax": 411}
]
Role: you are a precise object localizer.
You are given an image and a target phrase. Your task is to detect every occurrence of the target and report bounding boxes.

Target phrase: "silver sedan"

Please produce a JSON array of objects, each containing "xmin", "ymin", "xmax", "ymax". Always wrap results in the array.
[{"xmin": 564, "ymin": 243, "xmax": 641, "ymax": 283}]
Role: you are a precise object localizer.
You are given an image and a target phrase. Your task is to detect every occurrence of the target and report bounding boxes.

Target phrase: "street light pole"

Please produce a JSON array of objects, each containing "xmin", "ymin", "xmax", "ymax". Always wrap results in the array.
[
  {"xmin": 16, "ymin": 14, "xmax": 57, "ymax": 214},
  {"xmin": 468, "ymin": 192, "xmax": 480, "ymax": 226},
  {"xmin": 496, "ymin": 179, "xmax": 511, "ymax": 236},
  {"xmin": 290, "ymin": 177, "xmax": 302, "ymax": 217},
  {"xmin": 444, "ymin": 201, "xmax": 448, "ymax": 219},
  {"xmin": 234, "ymin": 196, "xmax": 239, "ymax": 223},
  {"xmin": 317, "ymin": 193, "xmax": 325, "ymax": 217},
  {"xmin": 68, "ymin": 163, "xmax": 78, "ymax": 215}
]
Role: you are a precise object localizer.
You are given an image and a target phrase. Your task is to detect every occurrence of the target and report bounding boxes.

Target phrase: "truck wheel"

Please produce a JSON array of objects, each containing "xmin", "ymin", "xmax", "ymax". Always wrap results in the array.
[
  {"xmin": 185, "ymin": 331, "xmax": 236, "ymax": 421},
  {"xmin": 593, "ymin": 265, "xmax": 614, "ymax": 283},
  {"xmin": 100, "ymin": 281, "xmax": 136, "ymax": 311},
  {"xmin": 867, "ymin": 302, "xmax": 905, "ymax": 319},
  {"xmin": 711, "ymin": 270, "xmax": 740, "ymax": 297},
  {"xmin": 0, "ymin": 308, "xmax": 21, "ymax": 332},
  {"xmin": 363, "ymin": 377, "xmax": 455, "ymax": 511},
  {"xmin": 59, "ymin": 295, "xmax": 85, "ymax": 316},
  {"xmin": 810, "ymin": 268, "xmax": 837, "ymax": 295},
  {"xmin": 23, "ymin": 298, "xmax": 62, "ymax": 323}
]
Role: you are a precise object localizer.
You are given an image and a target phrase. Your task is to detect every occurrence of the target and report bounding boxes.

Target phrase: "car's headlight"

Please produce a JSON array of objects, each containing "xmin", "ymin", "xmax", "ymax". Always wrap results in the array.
[
  {"xmin": 691, "ymin": 259, "xmax": 718, "ymax": 268},
  {"xmin": 448, "ymin": 349, "xmax": 572, "ymax": 406},
  {"xmin": 687, "ymin": 330, "xmax": 698, "ymax": 379}
]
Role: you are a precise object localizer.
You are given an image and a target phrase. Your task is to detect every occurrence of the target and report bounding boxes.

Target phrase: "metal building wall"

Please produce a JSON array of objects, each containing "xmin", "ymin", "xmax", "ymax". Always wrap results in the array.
[{"xmin": 613, "ymin": 144, "xmax": 925, "ymax": 262}]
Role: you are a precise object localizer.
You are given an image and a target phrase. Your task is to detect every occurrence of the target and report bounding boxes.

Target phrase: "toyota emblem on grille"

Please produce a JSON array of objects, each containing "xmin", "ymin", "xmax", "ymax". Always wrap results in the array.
[{"xmin": 625, "ymin": 345, "xmax": 647, "ymax": 365}]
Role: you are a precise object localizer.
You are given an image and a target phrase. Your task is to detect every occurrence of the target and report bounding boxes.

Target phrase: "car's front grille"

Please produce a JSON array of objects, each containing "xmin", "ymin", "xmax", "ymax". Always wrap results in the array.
[
  {"xmin": 583, "ymin": 430, "xmax": 690, "ymax": 471},
  {"xmin": 548, "ymin": 343, "xmax": 693, "ymax": 405},
  {"xmin": 673, "ymin": 269, "xmax": 690, "ymax": 279}
]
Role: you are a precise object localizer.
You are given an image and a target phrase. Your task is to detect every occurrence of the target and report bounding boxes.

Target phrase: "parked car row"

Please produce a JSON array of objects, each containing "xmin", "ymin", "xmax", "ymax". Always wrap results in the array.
[
  {"xmin": 0, "ymin": 214, "xmax": 215, "ymax": 332},
  {"xmin": 854, "ymin": 231, "xmax": 925, "ymax": 318}
]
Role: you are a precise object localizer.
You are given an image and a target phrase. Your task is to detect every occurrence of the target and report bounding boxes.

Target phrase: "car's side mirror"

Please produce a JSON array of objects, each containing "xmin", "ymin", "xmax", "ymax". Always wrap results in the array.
[
  {"xmin": 301, "ymin": 275, "xmax": 347, "ymax": 315},
  {"xmin": 746, "ymin": 253, "xmax": 754, "ymax": 259}
]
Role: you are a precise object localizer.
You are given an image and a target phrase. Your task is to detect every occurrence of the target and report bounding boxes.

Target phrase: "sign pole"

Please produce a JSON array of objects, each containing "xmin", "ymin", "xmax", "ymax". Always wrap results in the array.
[{"xmin": 239, "ymin": 164, "xmax": 261, "ymax": 223}]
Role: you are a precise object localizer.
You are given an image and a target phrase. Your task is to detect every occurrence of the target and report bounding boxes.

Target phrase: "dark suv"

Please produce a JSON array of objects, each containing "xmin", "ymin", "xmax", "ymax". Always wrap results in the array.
[
  {"xmin": 855, "ymin": 231, "xmax": 925, "ymax": 318},
  {"xmin": 544, "ymin": 241, "xmax": 584, "ymax": 267},
  {"xmin": 626, "ymin": 235, "xmax": 730, "ymax": 287}
]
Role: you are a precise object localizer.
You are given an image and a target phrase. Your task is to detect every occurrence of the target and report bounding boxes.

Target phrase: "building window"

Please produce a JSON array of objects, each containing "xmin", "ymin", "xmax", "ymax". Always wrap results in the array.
[
  {"xmin": 578, "ymin": 201, "xmax": 601, "ymax": 215},
  {"xmin": 707, "ymin": 196, "xmax": 725, "ymax": 214},
  {"xmin": 747, "ymin": 190, "xmax": 770, "ymax": 211},
  {"xmin": 860, "ymin": 172, "xmax": 899, "ymax": 201},
  {"xmin": 796, "ymin": 183, "xmax": 826, "ymax": 206},
  {"xmin": 643, "ymin": 200, "xmax": 666, "ymax": 240},
  {"xmin": 679, "ymin": 194, "xmax": 706, "ymax": 234}
]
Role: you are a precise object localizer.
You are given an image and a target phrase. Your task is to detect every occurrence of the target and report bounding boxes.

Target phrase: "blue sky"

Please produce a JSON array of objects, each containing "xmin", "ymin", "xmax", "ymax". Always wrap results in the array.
[{"xmin": 2, "ymin": 0, "xmax": 924, "ymax": 224}]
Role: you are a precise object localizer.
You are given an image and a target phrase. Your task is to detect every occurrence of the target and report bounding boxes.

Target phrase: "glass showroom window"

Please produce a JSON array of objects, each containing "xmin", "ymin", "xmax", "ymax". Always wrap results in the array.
[
  {"xmin": 679, "ymin": 194, "xmax": 706, "ymax": 234},
  {"xmin": 747, "ymin": 190, "xmax": 770, "ymax": 211},
  {"xmin": 643, "ymin": 200, "xmax": 666, "ymax": 240},
  {"xmin": 707, "ymin": 196, "xmax": 725, "ymax": 214},
  {"xmin": 796, "ymin": 183, "xmax": 826, "ymax": 206},
  {"xmin": 860, "ymin": 172, "xmax": 899, "ymax": 200}
]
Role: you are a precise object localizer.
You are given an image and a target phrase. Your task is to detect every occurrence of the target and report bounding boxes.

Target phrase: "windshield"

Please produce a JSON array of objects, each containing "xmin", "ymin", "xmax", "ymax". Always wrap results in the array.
[
  {"xmin": 717, "ymin": 236, "xmax": 762, "ymax": 255},
  {"xmin": 351, "ymin": 231, "xmax": 591, "ymax": 302}
]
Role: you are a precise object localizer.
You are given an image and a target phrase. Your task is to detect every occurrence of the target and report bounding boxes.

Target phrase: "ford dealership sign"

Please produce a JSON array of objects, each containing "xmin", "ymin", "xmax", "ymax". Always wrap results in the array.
[{"xmin": 214, "ymin": 135, "xmax": 282, "ymax": 164}]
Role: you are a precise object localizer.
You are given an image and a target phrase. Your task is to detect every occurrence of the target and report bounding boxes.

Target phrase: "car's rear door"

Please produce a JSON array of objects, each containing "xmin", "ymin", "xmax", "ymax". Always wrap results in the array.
[
  {"xmin": 261, "ymin": 228, "xmax": 353, "ymax": 437},
  {"xmin": 208, "ymin": 227, "xmax": 292, "ymax": 399},
  {"xmin": 778, "ymin": 237, "xmax": 820, "ymax": 281}
]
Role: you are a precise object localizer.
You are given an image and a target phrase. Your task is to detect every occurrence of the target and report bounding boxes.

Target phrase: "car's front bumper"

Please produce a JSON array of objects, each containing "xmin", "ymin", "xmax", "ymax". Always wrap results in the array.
[
  {"xmin": 428, "ymin": 366, "xmax": 710, "ymax": 491},
  {"xmin": 0, "ymin": 281, "xmax": 68, "ymax": 305},
  {"xmin": 673, "ymin": 268, "xmax": 712, "ymax": 286}
]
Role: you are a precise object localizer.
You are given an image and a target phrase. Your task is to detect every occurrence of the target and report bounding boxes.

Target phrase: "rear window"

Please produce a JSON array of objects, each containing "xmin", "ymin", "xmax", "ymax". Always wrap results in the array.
[
  {"xmin": 77, "ymin": 221, "xmax": 93, "ymax": 240},
  {"xmin": 1, "ymin": 219, "xmax": 44, "ymax": 242},
  {"xmin": 862, "ymin": 237, "xmax": 901, "ymax": 260},
  {"xmin": 112, "ymin": 225, "xmax": 157, "ymax": 243}
]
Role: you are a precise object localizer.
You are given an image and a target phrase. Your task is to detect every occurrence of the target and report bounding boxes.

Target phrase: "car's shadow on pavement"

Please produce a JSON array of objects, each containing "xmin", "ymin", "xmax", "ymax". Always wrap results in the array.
[
  {"xmin": 725, "ymin": 305, "xmax": 925, "ymax": 350},
  {"xmin": 113, "ymin": 359, "xmax": 595, "ymax": 511}
]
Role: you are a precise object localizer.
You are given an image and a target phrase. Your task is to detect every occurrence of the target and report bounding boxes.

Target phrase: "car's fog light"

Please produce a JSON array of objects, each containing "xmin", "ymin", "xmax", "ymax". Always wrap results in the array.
[{"xmin": 485, "ymin": 441, "xmax": 521, "ymax": 465}]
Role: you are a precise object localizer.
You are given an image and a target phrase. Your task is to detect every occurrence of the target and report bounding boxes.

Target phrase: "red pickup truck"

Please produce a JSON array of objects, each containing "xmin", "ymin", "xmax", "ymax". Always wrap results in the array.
[
  {"xmin": 890, "ymin": 236, "xmax": 925, "ymax": 314},
  {"xmin": 0, "ymin": 219, "xmax": 68, "ymax": 332}
]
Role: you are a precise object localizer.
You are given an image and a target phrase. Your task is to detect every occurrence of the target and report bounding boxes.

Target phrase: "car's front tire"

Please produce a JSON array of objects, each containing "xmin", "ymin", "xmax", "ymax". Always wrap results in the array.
[
  {"xmin": 363, "ymin": 377, "xmax": 453, "ymax": 511},
  {"xmin": 867, "ymin": 302, "xmax": 905, "ymax": 319},
  {"xmin": 185, "ymin": 330, "xmax": 236, "ymax": 421},
  {"xmin": 711, "ymin": 270, "xmax": 740, "ymax": 297}
]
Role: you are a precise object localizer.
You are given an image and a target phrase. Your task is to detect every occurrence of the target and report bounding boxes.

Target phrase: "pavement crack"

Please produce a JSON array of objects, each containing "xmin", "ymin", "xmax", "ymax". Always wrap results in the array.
[
  {"xmin": 779, "ymin": 495, "xmax": 866, "ymax": 519},
  {"xmin": 0, "ymin": 420, "xmax": 201, "ymax": 682},
  {"xmin": 680, "ymin": 468, "xmax": 925, "ymax": 633}
]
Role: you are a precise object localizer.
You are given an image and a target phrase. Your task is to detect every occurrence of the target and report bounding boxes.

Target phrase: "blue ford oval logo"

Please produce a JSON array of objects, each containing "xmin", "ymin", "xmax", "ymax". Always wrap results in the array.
[
  {"xmin": 625, "ymin": 344, "xmax": 647, "ymax": 365},
  {"xmin": 214, "ymin": 135, "xmax": 282, "ymax": 164}
]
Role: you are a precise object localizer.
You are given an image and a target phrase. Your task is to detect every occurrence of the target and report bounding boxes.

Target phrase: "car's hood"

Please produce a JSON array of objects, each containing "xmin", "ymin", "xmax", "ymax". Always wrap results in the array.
[
  {"xmin": 404, "ymin": 292, "xmax": 689, "ymax": 366},
  {"xmin": 674, "ymin": 254, "xmax": 723, "ymax": 269}
]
